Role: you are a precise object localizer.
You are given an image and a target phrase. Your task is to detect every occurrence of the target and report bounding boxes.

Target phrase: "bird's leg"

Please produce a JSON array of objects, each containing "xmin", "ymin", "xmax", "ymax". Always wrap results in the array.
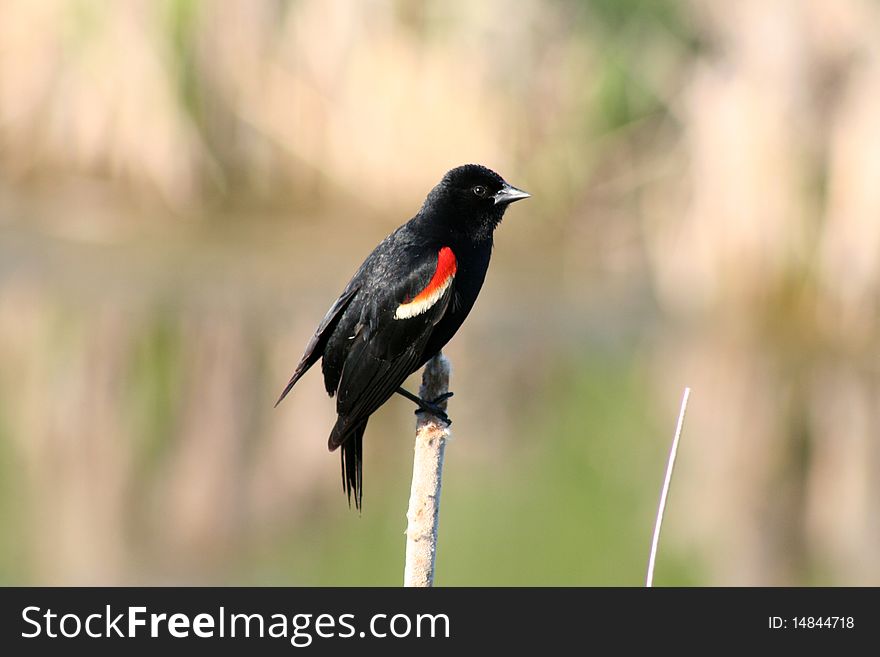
[{"xmin": 395, "ymin": 387, "xmax": 453, "ymax": 426}]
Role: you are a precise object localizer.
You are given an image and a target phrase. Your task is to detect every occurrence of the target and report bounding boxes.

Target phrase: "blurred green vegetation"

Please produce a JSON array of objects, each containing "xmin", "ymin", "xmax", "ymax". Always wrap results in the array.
[
  {"xmin": 0, "ymin": 403, "xmax": 22, "ymax": 583},
  {"xmin": 236, "ymin": 348, "xmax": 700, "ymax": 586},
  {"xmin": 2, "ymin": 0, "xmax": 880, "ymax": 586}
]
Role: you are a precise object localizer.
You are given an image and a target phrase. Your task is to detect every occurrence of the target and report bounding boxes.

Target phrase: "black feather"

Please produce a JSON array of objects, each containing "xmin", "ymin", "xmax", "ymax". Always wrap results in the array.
[
  {"xmin": 275, "ymin": 164, "xmax": 529, "ymax": 507},
  {"xmin": 275, "ymin": 285, "xmax": 359, "ymax": 407},
  {"xmin": 335, "ymin": 419, "xmax": 367, "ymax": 510}
]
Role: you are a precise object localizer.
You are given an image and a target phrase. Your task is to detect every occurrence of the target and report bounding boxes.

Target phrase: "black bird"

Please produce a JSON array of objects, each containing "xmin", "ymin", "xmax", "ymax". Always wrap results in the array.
[{"xmin": 276, "ymin": 164, "xmax": 529, "ymax": 508}]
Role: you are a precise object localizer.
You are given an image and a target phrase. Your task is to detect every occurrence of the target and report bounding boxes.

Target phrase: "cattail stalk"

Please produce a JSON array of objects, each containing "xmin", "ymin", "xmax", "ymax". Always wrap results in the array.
[{"xmin": 403, "ymin": 353, "xmax": 451, "ymax": 587}]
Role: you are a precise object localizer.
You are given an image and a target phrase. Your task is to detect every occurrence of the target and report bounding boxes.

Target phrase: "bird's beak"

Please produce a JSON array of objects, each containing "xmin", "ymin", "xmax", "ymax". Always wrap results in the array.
[{"xmin": 493, "ymin": 184, "xmax": 531, "ymax": 206}]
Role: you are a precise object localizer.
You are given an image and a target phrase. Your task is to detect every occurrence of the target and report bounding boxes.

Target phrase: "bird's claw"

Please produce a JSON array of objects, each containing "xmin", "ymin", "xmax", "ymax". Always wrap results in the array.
[
  {"xmin": 430, "ymin": 392, "xmax": 454, "ymax": 405},
  {"xmin": 415, "ymin": 393, "xmax": 453, "ymax": 426},
  {"xmin": 397, "ymin": 386, "xmax": 453, "ymax": 425},
  {"xmin": 415, "ymin": 405, "xmax": 452, "ymax": 426}
]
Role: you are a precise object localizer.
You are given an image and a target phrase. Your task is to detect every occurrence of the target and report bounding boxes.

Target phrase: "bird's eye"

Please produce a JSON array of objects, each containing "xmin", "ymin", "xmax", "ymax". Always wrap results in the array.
[{"xmin": 472, "ymin": 185, "xmax": 487, "ymax": 197}]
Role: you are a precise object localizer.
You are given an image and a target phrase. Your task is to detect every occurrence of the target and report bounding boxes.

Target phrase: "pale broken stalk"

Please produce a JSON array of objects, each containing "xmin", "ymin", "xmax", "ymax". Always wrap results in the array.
[{"xmin": 403, "ymin": 353, "xmax": 452, "ymax": 587}]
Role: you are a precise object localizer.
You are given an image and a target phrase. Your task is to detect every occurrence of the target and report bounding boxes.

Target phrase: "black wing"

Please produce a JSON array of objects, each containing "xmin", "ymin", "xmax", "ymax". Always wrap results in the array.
[
  {"xmin": 274, "ymin": 284, "xmax": 360, "ymax": 407},
  {"xmin": 328, "ymin": 247, "xmax": 454, "ymax": 449}
]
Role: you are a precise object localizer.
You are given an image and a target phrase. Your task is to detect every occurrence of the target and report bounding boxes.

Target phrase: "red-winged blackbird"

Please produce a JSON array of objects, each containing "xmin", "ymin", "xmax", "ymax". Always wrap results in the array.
[{"xmin": 276, "ymin": 164, "xmax": 529, "ymax": 508}]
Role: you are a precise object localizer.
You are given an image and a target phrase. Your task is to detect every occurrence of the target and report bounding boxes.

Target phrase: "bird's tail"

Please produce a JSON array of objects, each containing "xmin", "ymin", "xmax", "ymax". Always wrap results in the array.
[{"xmin": 329, "ymin": 418, "xmax": 367, "ymax": 510}]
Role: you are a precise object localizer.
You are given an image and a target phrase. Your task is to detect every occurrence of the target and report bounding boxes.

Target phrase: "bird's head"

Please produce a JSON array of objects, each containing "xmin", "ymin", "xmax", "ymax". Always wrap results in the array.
[{"xmin": 420, "ymin": 164, "xmax": 530, "ymax": 242}]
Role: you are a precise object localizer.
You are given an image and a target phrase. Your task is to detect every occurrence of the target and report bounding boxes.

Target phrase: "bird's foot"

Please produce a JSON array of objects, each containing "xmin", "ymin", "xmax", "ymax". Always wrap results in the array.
[
  {"xmin": 415, "ymin": 393, "xmax": 454, "ymax": 426},
  {"xmin": 395, "ymin": 387, "xmax": 453, "ymax": 426},
  {"xmin": 430, "ymin": 392, "xmax": 454, "ymax": 405}
]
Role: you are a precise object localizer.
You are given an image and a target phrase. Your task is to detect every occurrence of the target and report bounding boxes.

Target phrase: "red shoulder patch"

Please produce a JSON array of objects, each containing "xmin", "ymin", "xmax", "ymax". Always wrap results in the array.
[
  {"xmin": 413, "ymin": 247, "xmax": 456, "ymax": 302},
  {"xmin": 394, "ymin": 247, "xmax": 457, "ymax": 320}
]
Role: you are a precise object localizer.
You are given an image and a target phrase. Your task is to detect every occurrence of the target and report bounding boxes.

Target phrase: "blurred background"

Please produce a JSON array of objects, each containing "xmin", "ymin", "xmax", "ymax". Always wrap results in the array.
[{"xmin": 1, "ymin": 0, "xmax": 879, "ymax": 586}]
